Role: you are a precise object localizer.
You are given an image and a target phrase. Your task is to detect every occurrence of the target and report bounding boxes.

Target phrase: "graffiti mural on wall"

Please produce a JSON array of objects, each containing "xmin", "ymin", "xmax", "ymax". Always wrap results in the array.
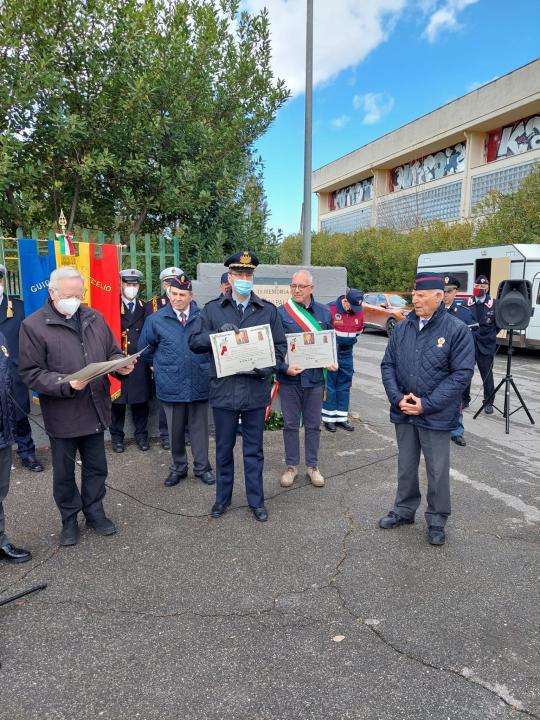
[
  {"xmin": 486, "ymin": 115, "xmax": 540, "ymax": 162},
  {"xmin": 330, "ymin": 177, "xmax": 373, "ymax": 210},
  {"xmin": 390, "ymin": 142, "xmax": 466, "ymax": 192}
]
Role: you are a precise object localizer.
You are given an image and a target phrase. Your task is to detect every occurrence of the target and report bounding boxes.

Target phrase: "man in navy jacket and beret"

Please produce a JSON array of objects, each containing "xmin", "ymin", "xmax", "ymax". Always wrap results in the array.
[
  {"xmin": 379, "ymin": 272, "xmax": 475, "ymax": 546},
  {"xmin": 139, "ymin": 275, "xmax": 213, "ymax": 487}
]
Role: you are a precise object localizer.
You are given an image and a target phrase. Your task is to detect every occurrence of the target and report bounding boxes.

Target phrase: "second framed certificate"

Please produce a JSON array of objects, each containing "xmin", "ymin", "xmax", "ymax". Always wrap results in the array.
[{"xmin": 285, "ymin": 330, "xmax": 337, "ymax": 369}]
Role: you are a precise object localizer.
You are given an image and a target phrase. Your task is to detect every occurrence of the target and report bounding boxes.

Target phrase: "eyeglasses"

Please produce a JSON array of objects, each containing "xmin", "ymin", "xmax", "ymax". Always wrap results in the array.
[
  {"xmin": 52, "ymin": 289, "xmax": 87, "ymax": 301},
  {"xmin": 290, "ymin": 284, "xmax": 312, "ymax": 290}
]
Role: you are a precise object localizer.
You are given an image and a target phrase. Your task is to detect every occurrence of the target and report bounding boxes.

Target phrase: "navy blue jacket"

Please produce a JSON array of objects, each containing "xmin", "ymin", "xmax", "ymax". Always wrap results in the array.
[
  {"xmin": 277, "ymin": 297, "xmax": 333, "ymax": 387},
  {"xmin": 138, "ymin": 303, "xmax": 210, "ymax": 403},
  {"xmin": 189, "ymin": 292, "xmax": 287, "ymax": 410},
  {"xmin": 446, "ymin": 301, "xmax": 474, "ymax": 326},
  {"xmin": 381, "ymin": 302, "xmax": 475, "ymax": 431},
  {"xmin": 0, "ymin": 295, "xmax": 30, "ymax": 420},
  {"xmin": 466, "ymin": 296, "xmax": 498, "ymax": 355},
  {"xmin": 0, "ymin": 331, "xmax": 15, "ymax": 449}
]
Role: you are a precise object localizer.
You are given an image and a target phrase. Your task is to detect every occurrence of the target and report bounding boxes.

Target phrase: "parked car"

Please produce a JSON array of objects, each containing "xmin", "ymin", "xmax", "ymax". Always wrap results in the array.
[{"xmin": 362, "ymin": 292, "xmax": 412, "ymax": 336}]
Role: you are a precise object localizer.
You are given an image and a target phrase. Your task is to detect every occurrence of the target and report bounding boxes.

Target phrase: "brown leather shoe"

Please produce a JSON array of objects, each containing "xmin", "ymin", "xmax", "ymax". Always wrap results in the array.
[
  {"xmin": 280, "ymin": 465, "xmax": 297, "ymax": 488},
  {"xmin": 306, "ymin": 466, "xmax": 324, "ymax": 487}
]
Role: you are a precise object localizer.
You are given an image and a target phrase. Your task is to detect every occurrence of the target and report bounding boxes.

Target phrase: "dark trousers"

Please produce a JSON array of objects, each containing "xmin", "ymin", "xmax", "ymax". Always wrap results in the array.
[
  {"xmin": 162, "ymin": 401, "xmax": 210, "ymax": 476},
  {"xmin": 0, "ymin": 446, "xmax": 11, "ymax": 546},
  {"xmin": 393, "ymin": 424, "xmax": 451, "ymax": 527},
  {"xmin": 280, "ymin": 383, "xmax": 324, "ymax": 467},
  {"xmin": 213, "ymin": 406, "xmax": 266, "ymax": 509},
  {"xmin": 159, "ymin": 405, "xmax": 169, "ymax": 440},
  {"xmin": 14, "ymin": 415, "xmax": 36, "ymax": 459},
  {"xmin": 49, "ymin": 433, "xmax": 108, "ymax": 523},
  {"xmin": 110, "ymin": 401, "xmax": 149, "ymax": 442}
]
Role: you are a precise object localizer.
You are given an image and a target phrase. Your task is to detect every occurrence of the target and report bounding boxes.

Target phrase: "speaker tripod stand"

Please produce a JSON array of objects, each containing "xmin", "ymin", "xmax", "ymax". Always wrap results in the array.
[{"xmin": 474, "ymin": 330, "xmax": 535, "ymax": 434}]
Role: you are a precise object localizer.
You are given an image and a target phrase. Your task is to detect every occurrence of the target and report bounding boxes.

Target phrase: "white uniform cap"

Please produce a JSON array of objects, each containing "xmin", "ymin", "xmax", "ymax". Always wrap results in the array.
[{"xmin": 159, "ymin": 266, "xmax": 184, "ymax": 281}]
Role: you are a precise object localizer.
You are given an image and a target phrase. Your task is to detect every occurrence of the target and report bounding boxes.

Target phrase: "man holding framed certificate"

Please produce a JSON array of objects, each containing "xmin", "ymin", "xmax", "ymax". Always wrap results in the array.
[
  {"xmin": 277, "ymin": 270, "xmax": 338, "ymax": 489},
  {"xmin": 189, "ymin": 251, "xmax": 287, "ymax": 523}
]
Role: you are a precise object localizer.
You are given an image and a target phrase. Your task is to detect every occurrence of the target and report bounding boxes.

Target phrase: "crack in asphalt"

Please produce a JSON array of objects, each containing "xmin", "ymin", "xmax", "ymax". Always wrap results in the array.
[{"xmin": 0, "ymin": 545, "xmax": 60, "ymax": 597}]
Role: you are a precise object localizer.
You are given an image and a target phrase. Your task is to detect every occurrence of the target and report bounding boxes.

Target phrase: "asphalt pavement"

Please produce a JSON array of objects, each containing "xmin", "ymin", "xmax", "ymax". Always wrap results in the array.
[{"xmin": 1, "ymin": 332, "xmax": 538, "ymax": 720}]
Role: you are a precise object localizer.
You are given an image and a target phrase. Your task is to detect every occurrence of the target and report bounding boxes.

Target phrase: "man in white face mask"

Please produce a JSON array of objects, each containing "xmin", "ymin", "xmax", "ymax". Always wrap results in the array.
[
  {"xmin": 110, "ymin": 269, "xmax": 153, "ymax": 453},
  {"xmin": 19, "ymin": 266, "xmax": 135, "ymax": 547}
]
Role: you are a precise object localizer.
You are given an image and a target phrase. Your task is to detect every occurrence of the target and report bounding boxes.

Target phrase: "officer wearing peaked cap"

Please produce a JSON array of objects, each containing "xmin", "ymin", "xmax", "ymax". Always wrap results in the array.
[
  {"xmin": 110, "ymin": 269, "xmax": 153, "ymax": 453},
  {"xmin": 443, "ymin": 275, "xmax": 474, "ymax": 447},
  {"xmin": 464, "ymin": 274, "xmax": 498, "ymax": 414},
  {"xmin": 0, "ymin": 264, "xmax": 44, "ymax": 473},
  {"xmin": 145, "ymin": 265, "xmax": 185, "ymax": 448},
  {"xmin": 189, "ymin": 250, "xmax": 287, "ymax": 523}
]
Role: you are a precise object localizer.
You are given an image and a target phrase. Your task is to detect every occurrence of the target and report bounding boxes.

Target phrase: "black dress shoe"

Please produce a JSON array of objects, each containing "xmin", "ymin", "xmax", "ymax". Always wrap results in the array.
[
  {"xmin": 136, "ymin": 440, "xmax": 150, "ymax": 451},
  {"xmin": 164, "ymin": 470, "xmax": 187, "ymax": 486},
  {"xmin": 160, "ymin": 437, "xmax": 170, "ymax": 450},
  {"xmin": 324, "ymin": 422, "xmax": 336, "ymax": 433},
  {"xmin": 0, "ymin": 543, "xmax": 32, "ymax": 563},
  {"xmin": 112, "ymin": 442, "xmax": 124, "ymax": 453},
  {"xmin": 451, "ymin": 435, "xmax": 466, "ymax": 447},
  {"xmin": 211, "ymin": 501, "xmax": 230, "ymax": 518},
  {"xmin": 21, "ymin": 455, "xmax": 44, "ymax": 472},
  {"xmin": 427, "ymin": 525, "xmax": 446, "ymax": 546},
  {"xmin": 378, "ymin": 510, "xmax": 414, "ymax": 529},
  {"xmin": 86, "ymin": 516, "xmax": 117, "ymax": 536},
  {"xmin": 196, "ymin": 470, "xmax": 215, "ymax": 485},
  {"xmin": 60, "ymin": 518, "xmax": 79, "ymax": 547},
  {"xmin": 484, "ymin": 403, "xmax": 494, "ymax": 415},
  {"xmin": 337, "ymin": 420, "xmax": 355, "ymax": 432},
  {"xmin": 252, "ymin": 506, "xmax": 268, "ymax": 522}
]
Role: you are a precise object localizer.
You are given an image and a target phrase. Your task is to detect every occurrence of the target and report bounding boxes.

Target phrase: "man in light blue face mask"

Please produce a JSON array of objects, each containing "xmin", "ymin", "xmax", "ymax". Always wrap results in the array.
[{"xmin": 189, "ymin": 250, "xmax": 288, "ymax": 523}]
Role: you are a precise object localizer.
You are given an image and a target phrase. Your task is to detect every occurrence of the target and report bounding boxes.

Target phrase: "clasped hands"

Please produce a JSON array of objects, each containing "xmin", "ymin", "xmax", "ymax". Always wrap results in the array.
[{"xmin": 399, "ymin": 392, "xmax": 423, "ymax": 415}]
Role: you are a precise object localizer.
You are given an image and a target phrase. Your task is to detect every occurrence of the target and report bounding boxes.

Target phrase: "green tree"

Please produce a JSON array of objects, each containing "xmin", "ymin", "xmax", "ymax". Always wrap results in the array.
[{"xmin": 0, "ymin": 0, "xmax": 288, "ymax": 259}]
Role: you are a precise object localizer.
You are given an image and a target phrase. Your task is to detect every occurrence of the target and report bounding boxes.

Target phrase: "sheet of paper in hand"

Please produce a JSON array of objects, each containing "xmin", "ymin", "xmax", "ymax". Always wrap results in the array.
[
  {"xmin": 285, "ymin": 330, "xmax": 337, "ymax": 369},
  {"xmin": 55, "ymin": 349, "xmax": 144, "ymax": 384},
  {"xmin": 210, "ymin": 324, "xmax": 276, "ymax": 378}
]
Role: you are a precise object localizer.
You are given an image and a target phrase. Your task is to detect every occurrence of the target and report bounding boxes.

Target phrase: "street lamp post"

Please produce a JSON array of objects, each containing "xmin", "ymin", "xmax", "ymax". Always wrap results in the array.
[{"xmin": 302, "ymin": 0, "xmax": 313, "ymax": 266}]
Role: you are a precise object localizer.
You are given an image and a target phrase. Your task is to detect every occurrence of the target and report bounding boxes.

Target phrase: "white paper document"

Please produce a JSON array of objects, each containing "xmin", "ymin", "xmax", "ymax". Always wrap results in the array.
[
  {"xmin": 285, "ymin": 330, "xmax": 337, "ymax": 369},
  {"xmin": 210, "ymin": 324, "xmax": 276, "ymax": 378},
  {"xmin": 55, "ymin": 350, "xmax": 144, "ymax": 384}
]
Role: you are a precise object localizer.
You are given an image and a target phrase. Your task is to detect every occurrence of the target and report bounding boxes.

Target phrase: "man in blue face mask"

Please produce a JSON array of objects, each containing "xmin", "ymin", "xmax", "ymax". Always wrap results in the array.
[{"xmin": 189, "ymin": 250, "xmax": 287, "ymax": 523}]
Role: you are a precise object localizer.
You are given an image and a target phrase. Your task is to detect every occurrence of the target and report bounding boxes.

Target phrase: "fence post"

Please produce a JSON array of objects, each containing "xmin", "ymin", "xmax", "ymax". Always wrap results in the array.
[
  {"xmin": 159, "ymin": 235, "xmax": 166, "ymax": 272},
  {"xmin": 173, "ymin": 236, "xmax": 180, "ymax": 269},
  {"xmin": 97, "ymin": 231, "xmax": 105, "ymax": 244},
  {"xmin": 129, "ymin": 233, "xmax": 137, "ymax": 269},
  {"xmin": 144, "ymin": 234, "xmax": 152, "ymax": 299}
]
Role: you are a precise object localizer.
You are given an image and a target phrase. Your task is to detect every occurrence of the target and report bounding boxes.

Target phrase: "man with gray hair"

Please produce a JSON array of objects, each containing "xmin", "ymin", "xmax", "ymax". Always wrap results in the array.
[
  {"xmin": 379, "ymin": 273, "xmax": 474, "ymax": 546},
  {"xmin": 19, "ymin": 266, "xmax": 135, "ymax": 547}
]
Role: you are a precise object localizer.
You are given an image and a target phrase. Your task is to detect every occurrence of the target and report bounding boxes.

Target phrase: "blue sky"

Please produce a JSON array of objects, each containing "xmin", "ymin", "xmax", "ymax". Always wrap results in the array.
[{"xmin": 246, "ymin": 0, "xmax": 540, "ymax": 237}]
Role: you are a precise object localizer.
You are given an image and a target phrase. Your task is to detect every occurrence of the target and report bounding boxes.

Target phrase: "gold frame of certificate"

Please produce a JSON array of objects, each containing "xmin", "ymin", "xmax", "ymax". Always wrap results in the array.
[
  {"xmin": 285, "ymin": 330, "xmax": 337, "ymax": 369},
  {"xmin": 210, "ymin": 323, "xmax": 276, "ymax": 379}
]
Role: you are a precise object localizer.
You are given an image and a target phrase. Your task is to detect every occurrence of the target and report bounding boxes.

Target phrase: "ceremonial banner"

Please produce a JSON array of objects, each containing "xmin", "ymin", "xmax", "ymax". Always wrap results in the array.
[
  {"xmin": 89, "ymin": 243, "xmax": 121, "ymax": 399},
  {"xmin": 18, "ymin": 239, "xmax": 57, "ymax": 317},
  {"xmin": 54, "ymin": 239, "xmax": 91, "ymax": 292},
  {"xmin": 55, "ymin": 231, "xmax": 75, "ymax": 256}
]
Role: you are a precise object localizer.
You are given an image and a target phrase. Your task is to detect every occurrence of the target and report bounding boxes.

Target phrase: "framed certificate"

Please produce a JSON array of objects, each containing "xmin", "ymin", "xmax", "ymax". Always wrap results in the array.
[
  {"xmin": 210, "ymin": 323, "xmax": 276, "ymax": 378},
  {"xmin": 285, "ymin": 330, "xmax": 337, "ymax": 369}
]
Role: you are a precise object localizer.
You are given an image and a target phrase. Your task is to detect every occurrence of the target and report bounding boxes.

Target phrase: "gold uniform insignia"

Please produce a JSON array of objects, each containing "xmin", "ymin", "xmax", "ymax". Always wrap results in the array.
[
  {"xmin": 1, "ymin": 345, "xmax": 9, "ymax": 357},
  {"xmin": 437, "ymin": 337, "xmax": 446, "ymax": 348},
  {"xmin": 444, "ymin": 276, "xmax": 449, "ymax": 284},
  {"xmin": 240, "ymin": 251, "xmax": 252, "ymax": 265}
]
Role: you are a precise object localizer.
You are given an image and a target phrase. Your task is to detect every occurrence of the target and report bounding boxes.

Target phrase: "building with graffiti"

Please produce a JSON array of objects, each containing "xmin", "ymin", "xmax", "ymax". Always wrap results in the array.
[{"xmin": 313, "ymin": 59, "xmax": 540, "ymax": 234}]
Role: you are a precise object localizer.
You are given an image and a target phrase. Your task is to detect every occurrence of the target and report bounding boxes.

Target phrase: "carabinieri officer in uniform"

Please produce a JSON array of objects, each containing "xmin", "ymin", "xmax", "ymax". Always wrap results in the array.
[
  {"xmin": 465, "ymin": 274, "xmax": 498, "ymax": 414},
  {"xmin": 189, "ymin": 251, "xmax": 287, "ymax": 522},
  {"xmin": 110, "ymin": 269, "xmax": 153, "ymax": 453}
]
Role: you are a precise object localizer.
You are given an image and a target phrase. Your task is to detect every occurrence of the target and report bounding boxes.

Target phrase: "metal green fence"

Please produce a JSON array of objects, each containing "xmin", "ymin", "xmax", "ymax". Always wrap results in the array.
[{"xmin": 0, "ymin": 228, "xmax": 181, "ymax": 300}]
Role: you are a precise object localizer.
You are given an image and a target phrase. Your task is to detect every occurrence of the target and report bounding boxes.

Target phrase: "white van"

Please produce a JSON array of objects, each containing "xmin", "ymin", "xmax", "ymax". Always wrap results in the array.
[{"xmin": 417, "ymin": 244, "xmax": 540, "ymax": 349}]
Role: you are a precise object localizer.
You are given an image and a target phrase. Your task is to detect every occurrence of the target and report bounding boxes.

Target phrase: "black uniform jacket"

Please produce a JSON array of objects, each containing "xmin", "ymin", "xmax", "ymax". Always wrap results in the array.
[
  {"xmin": 19, "ymin": 301, "xmax": 123, "ymax": 438},
  {"xmin": 115, "ymin": 298, "xmax": 152, "ymax": 405},
  {"xmin": 0, "ymin": 295, "xmax": 31, "ymax": 419},
  {"xmin": 189, "ymin": 292, "xmax": 287, "ymax": 410}
]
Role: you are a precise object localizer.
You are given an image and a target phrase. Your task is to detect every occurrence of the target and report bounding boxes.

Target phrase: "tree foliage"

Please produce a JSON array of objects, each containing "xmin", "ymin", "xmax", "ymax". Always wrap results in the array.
[{"xmin": 0, "ymin": 0, "xmax": 289, "ymax": 267}]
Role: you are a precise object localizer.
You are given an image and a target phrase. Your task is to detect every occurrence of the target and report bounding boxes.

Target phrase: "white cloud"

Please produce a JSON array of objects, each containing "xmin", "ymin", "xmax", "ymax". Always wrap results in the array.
[
  {"xmin": 242, "ymin": 0, "xmax": 407, "ymax": 95},
  {"xmin": 422, "ymin": 0, "xmax": 479, "ymax": 43},
  {"xmin": 331, "ymin": 115, "xmax": 351, "ymax": 129},
  {"xmin": 353, "ymin": 92, "xmax": 395, "ymax": 124}
]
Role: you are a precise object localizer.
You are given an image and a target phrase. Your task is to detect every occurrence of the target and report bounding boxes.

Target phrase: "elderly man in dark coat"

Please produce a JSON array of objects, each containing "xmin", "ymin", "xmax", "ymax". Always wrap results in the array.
[
  {"xmin": 139, "ymin": 275, "xmax": 213, "ymax": 487},
  {"xmin": 379, "ymin": 273, "xmax": 475, "ymax": 546},
  {"xmin": 0, "ymin": 264, "xmax": 44, "ymax": 472},
  {"xmin": 110, "ymin": 269, "xmax": 153, "ymax": 453},
  {"xmin": 0, "ymin": 330, "xmax": 31, "ymax": 563},
  {"xmin": 19, "ymin": 266, "xmax": 135, "ymax": 547}
]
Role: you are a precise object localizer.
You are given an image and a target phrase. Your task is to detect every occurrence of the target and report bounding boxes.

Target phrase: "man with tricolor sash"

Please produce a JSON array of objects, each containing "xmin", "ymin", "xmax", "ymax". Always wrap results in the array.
[{"xmin": 277, "ymin": 270, "xmax": 337, "ymax": 489}]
